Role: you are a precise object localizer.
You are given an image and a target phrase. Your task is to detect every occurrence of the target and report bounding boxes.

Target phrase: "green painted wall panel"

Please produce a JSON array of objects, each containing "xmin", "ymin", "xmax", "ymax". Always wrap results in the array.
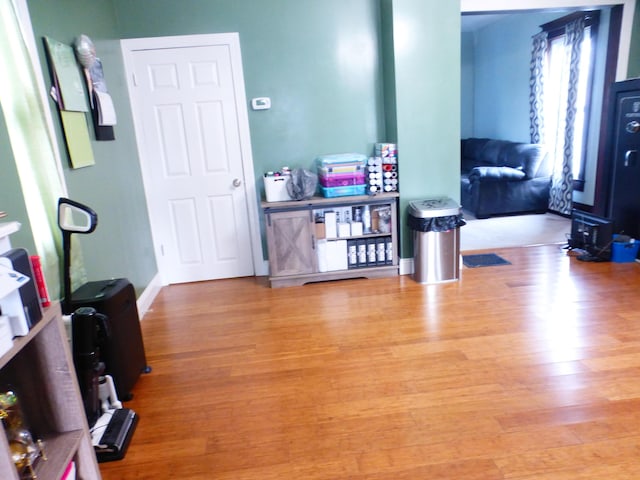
[
  {"xmin": 0, "ymin": 108, "xmax": 36, "ymax": 254},
  {"xmin": 114, "ymin": 0, "xmax": 386, "ymax": 186},
  {"xmin": 391, "ymin": 0, "xmax": 461, "ymax": 256},
  {"xmin": 26, "ymin": 0, "xmax": 157, "ymax": 295},
  {"xmin": 8, "ymin": 0, "xmax": 638, "ymax": 281}
]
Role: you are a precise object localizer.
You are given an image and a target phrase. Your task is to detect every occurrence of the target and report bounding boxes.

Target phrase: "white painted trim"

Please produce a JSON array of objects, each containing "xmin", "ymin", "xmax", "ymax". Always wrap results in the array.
[
  {"xmin": 461, "ymin": 0, "xmax": 636, "ymax": 80},
  {"xmin": 136, "ymin": 272, "xmax": 163, "ymax": 320},
  {"xmin": 120, "ymin": 33, "xmax": 264, "ymax": 282},
  {"xmin": 399, "ymin": 257, "xmax": 413, "ymax": 276},
  {"xmin": 259, "ymin": 259, "xmax": 269, "ymax": 277}
]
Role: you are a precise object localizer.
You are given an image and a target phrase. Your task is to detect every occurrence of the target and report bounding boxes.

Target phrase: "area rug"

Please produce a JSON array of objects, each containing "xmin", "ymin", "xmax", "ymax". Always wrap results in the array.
[
  {"xmin": 461, "ymin": 211, "xmax": 571, "ymax": 251},
  {"xmin": 462, "ymin": 253, "xmax": 511, "ymax": 268}
]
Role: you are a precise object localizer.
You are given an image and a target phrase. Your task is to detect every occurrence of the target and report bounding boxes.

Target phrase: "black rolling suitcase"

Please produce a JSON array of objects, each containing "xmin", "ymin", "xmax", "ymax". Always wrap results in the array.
[{"xmin": 71, "ymin": 278, "xmax": 149, "ymax": 401}]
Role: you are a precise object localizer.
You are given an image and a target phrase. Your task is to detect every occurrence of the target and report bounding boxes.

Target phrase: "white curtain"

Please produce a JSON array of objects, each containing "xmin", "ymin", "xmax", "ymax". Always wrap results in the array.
[
  {"xmin": 548, "ymin": 16, "xmax": 585, "ymax": 215},
  {"xmin": 529, "ymin": 16, "xmax": 586, "ymax": 216}
]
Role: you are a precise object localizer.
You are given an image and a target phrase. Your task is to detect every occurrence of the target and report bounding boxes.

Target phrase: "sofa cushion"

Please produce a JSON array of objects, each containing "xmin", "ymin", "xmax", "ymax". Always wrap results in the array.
[
  {"xmin": 461, "ymin": 138, "xmax": 490, "ymax": 174},
  {"xmin": 462, "ymin": 138, "xmax": 490, "ymax": 159},
  {"xmin": 468, "ymin": 166, "xmax": 527, "ymax": 183},
  {"xmin": 498, "ymin": 143, "xmax": 547, "ymax": 179},
  {"xmin": 477, "ymin": 140, "xmax": 504, "ymax": 167}
]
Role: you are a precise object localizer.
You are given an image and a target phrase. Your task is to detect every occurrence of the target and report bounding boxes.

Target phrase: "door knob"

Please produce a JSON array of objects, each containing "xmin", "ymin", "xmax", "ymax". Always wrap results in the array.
[
  {"xmin": 626, "ymin": 121, "xmax": 640, "ymax": 134},
  {"xmin": 233, "ymin": 178, "xmax": 242, "ymax": 187}
]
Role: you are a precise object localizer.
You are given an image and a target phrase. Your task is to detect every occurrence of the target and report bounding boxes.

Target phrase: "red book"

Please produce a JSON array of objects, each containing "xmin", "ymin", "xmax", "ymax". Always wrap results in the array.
[
  {"xmin": 61, "ymin": 460, "xmax": 76, "ymax": 480},
  {"xmin": 29, "ymin": 255, "xmax": 51, "ymax": 308}
]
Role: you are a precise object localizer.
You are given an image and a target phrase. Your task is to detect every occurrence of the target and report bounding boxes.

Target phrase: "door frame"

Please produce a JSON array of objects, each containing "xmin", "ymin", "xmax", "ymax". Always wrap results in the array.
[{"xmin": 121, "ymin": 33, "xmax": 265, "ymax": 284}]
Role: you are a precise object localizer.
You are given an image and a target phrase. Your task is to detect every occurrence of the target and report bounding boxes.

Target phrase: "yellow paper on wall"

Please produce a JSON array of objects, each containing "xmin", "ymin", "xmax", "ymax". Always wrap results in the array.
[{"xmin": 60, "ymin": 111, "xmax": 95, "ymax": 168}]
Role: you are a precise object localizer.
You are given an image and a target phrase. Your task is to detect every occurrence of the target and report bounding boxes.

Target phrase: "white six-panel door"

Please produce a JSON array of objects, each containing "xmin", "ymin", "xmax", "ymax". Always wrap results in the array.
[{"xmin": 122, "ymin": 34, "xmax": 262, "ymax": 284}]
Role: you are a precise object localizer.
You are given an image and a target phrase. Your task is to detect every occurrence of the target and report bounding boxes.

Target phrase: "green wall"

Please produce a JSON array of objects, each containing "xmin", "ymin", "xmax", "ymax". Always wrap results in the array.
[
  {"xmin": 114, "ymin": 0, "xmax": 386, "ymax": 183},
  {"xmin": 112, "ymin": 0, "xmax": 462, "ymax": 259},
  {"xmin": 3, "ymin": 0, "xmax": 639, "ymax": 286},
  {"xmin": 471, "ymin": 11, "xmax": 562, "ymax": 142},
  {"xmin": 25, "ymin": 0, "xmax": 157, "ymax": 295},
  {"xmin": 390, "ymin": 0, "xmax": 461, "ymax": 256},
  {"xmin": 0, "ymin": 108, "xmax": 36, "ymax": 254}
]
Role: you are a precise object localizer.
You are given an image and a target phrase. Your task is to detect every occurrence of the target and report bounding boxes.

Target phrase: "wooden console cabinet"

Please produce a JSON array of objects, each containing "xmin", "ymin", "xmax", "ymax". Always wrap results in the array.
[
  {"xmin": 0, "ymin": 303, "xmax": 101, "ymax": 479},
  {"xmin": 262, "ymin": 193, "xmax": 399, "ymax": 287}
]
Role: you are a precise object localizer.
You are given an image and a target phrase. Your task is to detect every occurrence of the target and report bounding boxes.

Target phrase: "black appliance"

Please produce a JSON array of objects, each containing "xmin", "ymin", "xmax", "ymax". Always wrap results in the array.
[
  {"xmin": 568, "ymin": 209, "xmax": 614, "ymax": 261},
  {"xmin": 57, "ymin": 197, "xmax": 143, "ymax": 462},
  {"xmin": 605, "ymin": 78, "xmax": 640, "ymax": 242},
  {"xmin": 57, "ymin": 198, "xmax": 149, "ymax": 400},
  {"xmin": 71, "ymin": 306, "xmax": 107, "ymax": 427},
  {"xmin": 71, "ymin": 278, "xmax": 149, "ymax": 401}
]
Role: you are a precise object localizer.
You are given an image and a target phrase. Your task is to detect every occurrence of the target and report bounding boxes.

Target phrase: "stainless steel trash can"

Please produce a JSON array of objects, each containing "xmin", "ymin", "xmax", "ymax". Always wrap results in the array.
[{"xmin": 408, "ymin": 197, "xmax": 464, "ymax": 284}]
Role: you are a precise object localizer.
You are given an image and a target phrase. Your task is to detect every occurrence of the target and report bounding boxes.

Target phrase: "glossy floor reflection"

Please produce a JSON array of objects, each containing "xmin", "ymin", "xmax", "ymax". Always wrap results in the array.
[{"xmin": 100, "ymin": 245, "xmax": 640, "ymax": 479}]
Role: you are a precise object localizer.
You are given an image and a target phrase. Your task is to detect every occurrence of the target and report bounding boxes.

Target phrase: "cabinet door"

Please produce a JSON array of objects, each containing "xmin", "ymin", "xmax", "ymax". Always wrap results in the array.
[{"xmin": 266, "ymin": 210, "xmax": 318, "ymax": 276}]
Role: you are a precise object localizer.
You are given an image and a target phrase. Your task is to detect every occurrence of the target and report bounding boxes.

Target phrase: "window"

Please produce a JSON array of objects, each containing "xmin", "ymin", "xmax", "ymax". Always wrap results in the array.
[{"xmin": 542, "ymin": 11, "xmax": 599, "ymax": 192}]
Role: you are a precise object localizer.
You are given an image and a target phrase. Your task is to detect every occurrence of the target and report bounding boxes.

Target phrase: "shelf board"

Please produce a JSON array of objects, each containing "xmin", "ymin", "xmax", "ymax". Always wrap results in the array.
[
  {"xmin": 14, "ymin": 430, "xmax": 83, "ymax": 480},
  {"xmin": 269, "ymin": 265, "xmax": 399, "ymax": 288},
  {"xmin": 0, "ymin": 304, "xmax": 57, "ymax": 370},
  {"xmin": 262, "ymin": 192, "xmax": 399, "ymax": 209}
]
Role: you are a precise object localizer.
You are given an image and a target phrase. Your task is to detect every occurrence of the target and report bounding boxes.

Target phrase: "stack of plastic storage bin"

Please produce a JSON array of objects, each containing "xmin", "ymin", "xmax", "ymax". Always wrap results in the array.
[
  {"xmin": 316, "ymin": 153, "xmax": 367, "ymax": 198},
  {"xmin": 369, "ymin": 143, "xmax": 398, "ymax": 194}
]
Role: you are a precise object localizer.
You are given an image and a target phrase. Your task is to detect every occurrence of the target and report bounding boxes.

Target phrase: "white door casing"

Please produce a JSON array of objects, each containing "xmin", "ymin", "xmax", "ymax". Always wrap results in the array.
[{"xmin": 121, "ymin": 34, "xmax": 264, "ymax": 284}]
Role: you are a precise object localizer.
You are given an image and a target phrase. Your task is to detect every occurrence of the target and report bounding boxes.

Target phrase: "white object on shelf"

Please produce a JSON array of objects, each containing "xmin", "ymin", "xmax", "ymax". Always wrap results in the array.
[
  {"xmin": 0, "ymin": 316, "xmax": 12, "ymax": 356},
  {"xmin": 316, "ymin": 239, "xmax": 328, "ymax": 273},
  {"xmin": 0, "ymin": 263, "xmax": 31, "ymax": 337},
  {"xmin": 337, "ymin": 222, "xmax": 351, "ymax": 238},
  {"xmin": 326, "ymin": 240, "xmax": 348, "ymax": 271},
  {"xmin": 0, "ymin": 222, "xmax": 20, "ymax": 255},
  {"xmin": 324, "ymin": 211, "xmax": 337, "ymax": 239},
  {"xmin": 264, "ymin": 175, "xmax": 292, "ymax": 202}
]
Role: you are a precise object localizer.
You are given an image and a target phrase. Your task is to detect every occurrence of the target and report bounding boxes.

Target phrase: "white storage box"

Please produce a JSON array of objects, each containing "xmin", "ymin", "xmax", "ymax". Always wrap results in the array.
[{"xmin": 264, "ymin": 175, "xmax": 292, "ymax": 202}]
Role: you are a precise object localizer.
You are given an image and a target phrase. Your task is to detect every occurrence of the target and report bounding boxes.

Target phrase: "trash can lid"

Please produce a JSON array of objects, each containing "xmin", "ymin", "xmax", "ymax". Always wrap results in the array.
[{"xmin": 408, "ymin": 197, "xmax": 461, "ymax": 218}]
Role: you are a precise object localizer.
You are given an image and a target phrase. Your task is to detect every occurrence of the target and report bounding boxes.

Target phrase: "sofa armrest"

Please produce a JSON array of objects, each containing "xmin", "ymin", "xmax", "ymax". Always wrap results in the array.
[{"xmin": 468, "ymin": 166, "xmax": 527, "ymax": 183}]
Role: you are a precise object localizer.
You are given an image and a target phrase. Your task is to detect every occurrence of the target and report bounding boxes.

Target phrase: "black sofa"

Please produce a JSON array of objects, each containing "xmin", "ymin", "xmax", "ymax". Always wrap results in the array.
[{"xmin": 460, "ymin": 138, "xmax": 552, "ymax": 219}]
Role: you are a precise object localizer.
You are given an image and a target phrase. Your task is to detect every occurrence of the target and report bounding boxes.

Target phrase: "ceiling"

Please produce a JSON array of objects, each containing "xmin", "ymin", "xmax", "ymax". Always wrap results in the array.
[{"xmin": 461, "ymin": 13, "xmax": 512, "ymax": 32}]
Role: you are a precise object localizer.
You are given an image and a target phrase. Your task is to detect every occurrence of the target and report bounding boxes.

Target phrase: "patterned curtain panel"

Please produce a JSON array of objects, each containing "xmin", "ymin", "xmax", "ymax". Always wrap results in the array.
[
  {"xmin": 548, "ymin": 17, "xmax": 584, "ymax": 215},
  {"xmin": 529, "ymin": 31, "xmax": 548, "ymax": 144}
]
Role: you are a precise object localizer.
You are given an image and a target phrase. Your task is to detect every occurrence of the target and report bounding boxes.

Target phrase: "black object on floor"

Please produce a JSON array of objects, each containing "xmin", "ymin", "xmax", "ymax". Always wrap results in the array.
[
  {"xmin": 95, "ymin": 408, "xmax": 139, "ymax": 463},
  {"xmin": 462, "ymin": 253, "xmax": 511, "ymax": 268},
  {"xmin": 72, "ymin": 278, "xmax": 150, "ymax": 401}
]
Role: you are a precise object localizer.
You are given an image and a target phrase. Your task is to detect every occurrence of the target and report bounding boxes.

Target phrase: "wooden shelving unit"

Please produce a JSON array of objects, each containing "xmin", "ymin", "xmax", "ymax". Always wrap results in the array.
[
  {"xmin": 0, "ymin": 303, "xmax": 101, "ymax": 479},
  {"xmin": 262, "ymin": 193, "xmax": 399, "ymax": 288}
]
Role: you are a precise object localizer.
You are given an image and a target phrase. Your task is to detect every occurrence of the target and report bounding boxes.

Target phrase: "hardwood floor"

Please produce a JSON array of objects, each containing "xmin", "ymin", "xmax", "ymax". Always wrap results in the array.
[{"xmin": 99, "ymin": 244, "xmax": 640, "ymax": 479}]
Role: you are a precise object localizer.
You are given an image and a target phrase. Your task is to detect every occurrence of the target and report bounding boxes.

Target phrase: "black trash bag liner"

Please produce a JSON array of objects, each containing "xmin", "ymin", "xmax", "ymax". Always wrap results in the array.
[
  {"xmin": 287, "ymin": 168, "xmax": 318, "ymax": 200},
  {"xmin": 407, "ymin": 213, "xmax": 466, "ymax": 233}
]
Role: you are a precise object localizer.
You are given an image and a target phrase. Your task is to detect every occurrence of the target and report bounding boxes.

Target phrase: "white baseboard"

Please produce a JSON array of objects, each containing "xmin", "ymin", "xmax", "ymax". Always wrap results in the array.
[
  {"xmin": 257, "ymin": 259, "xmax": 269, "ymax": 277},
  {"xmin": 136, "ymin": 272, "xmax": 163, "ymax": 320},
  {"xmin": 399, "ymin": 257, "xmax": 413, "ymax": 276}
]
